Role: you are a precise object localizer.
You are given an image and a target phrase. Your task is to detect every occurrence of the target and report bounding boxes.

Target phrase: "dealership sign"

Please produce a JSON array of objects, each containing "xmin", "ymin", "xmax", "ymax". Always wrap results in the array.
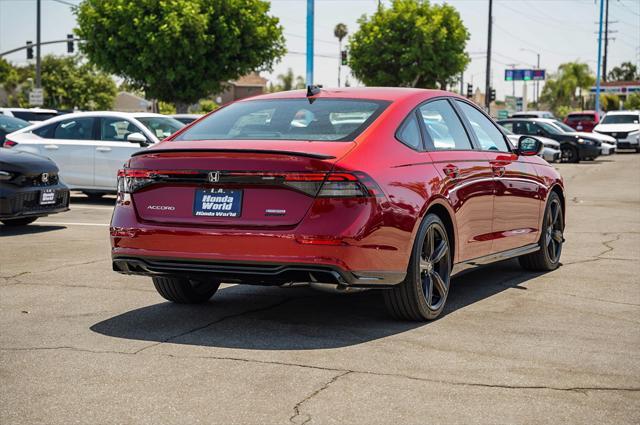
[
  {"xmin": 589, "ymin": 84, "xmax": 640, "ymax": 95},
  {"xmin": 505, "ymin": 69, "xmax": 545, "ymax": 81}
]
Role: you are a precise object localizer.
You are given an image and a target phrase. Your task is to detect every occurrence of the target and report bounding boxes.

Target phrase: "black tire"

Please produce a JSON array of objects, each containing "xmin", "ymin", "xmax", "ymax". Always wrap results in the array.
[
  {"xmin": 561, "ymin": 145, "xmax": 579, "ymax": 163},
  {"xmin": 1, "ymin": 217, "xmax": 38, "ymax": 226},
  {"xmin": 635, "ymin": 147, "xmax": 640, "ymax": 153},
  {"xmin": 383, "ymin": 214, "xmax": 452, "ymax": 321},
  {"xmin": 519, "ymin": 191, "xmax": 564, "ymax": 271},
  {"xmin": 152, "ymin": 276, "xmax": 220, "ymax": 304}
]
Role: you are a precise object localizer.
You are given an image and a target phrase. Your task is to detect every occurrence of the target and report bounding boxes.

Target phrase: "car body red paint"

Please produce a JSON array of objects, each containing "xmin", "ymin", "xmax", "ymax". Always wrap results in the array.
[{"xmin": 110, "ymin": 88, "xmax": 564, "ymax": 319}]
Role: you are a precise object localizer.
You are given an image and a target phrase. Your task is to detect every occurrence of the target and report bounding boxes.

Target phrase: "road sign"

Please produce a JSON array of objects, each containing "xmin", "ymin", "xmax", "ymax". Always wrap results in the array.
[
  {"xmin": 505, "ymin": 69, "xmax": 545, "ymax": 81},
  {"xmin": 498, "ymin": 109, "xmax": 509, "ymax": 119},
  {"xmin": 29, "ymin": 88, "xmax": 43, "ymax": 106}
]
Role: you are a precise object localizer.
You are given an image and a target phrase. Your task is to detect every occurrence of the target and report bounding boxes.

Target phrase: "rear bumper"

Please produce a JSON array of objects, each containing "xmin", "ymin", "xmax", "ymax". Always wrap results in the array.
[
  {"xmin": 110, "ymin": 196, "xmax": 410, "ymax": 287},
  {"xmin": 0, "ymin": 184, "xmax": 70, "ymax": 220},
  {"xmin": 112, "ymin": 255, "xmax": 405, "ymax": 287}
]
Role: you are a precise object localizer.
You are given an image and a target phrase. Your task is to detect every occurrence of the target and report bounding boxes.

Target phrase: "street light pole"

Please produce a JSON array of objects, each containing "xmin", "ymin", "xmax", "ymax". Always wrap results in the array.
[
  {"xmin": 595, "ymin": 0, "xmax": 605, "ymax": 115},
  {"xmin": 36, "ymin": 0, "xmax": 41, "ymax": 89},
  {"xmin": 484, "ymin": 0, "xmax": 493, "ymax": 110}
]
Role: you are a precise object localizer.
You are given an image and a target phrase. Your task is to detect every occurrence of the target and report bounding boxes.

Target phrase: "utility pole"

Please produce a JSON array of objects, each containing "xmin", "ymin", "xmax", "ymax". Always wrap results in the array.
[
  {"xmin": 36, "ymin": 0, "xmax": 41, "ymax": 89},
  {"xmin": 603, "ymin": 0, "xmax": 609, "ymax": 81},
  {"xmin": 484, "ymin": 0, "xmax": 493, "ymax": 110},
  {"xmin": 535, "ymin": 53, "xmax": 540, "ymax": 107},
  {"xmin": 306, "ymin": 0, "xmax": 315, "ymax": 86},
  {"xmin": 595, "ymin": 0, "xmax": 605, "ymax": 114},
  {"xmin": 459, "ymin": 71, "xmax": 464, "ymax": 95}
]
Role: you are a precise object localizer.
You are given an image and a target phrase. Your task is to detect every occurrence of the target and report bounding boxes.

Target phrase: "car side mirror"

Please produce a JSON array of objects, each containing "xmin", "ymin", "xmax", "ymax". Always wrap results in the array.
[
  {"xmin": 127, "ymin": 132, "xmax": 148, "ymax": 146},
  {"xmin": 516, "ymin": 136, "xmax": 542, "ymax": 156}
]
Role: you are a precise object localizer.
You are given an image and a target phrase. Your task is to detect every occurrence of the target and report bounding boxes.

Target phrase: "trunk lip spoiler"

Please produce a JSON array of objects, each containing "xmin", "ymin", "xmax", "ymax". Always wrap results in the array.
[{"xmin": 131, "ymin": 148, "xmax": 336, "ymax": 160}]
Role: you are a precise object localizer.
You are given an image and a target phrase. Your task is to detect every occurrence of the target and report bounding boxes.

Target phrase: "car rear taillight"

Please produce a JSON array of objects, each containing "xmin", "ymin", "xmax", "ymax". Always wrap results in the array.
[
  {"xmin": 282, "ymin": 171, "xmax": 383, "ymax": 198},
  {"xmin": 116, "ymin": 168, "xmax": 384, "ymax": 199},
  {"xmin": 3, "ymin": 139, "xmax": 17, "ymax": 148}
]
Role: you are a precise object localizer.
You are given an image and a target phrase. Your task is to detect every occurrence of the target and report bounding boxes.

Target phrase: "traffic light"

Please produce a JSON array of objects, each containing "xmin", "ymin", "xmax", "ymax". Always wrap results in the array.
[
  {"xmin": 341, "ymin": 50, "xmax": 347, "ymax": 66},
  {"xmin": 466, "ymin": 83, "xmax": 473, "ymax": 98},
  {"xmin": 26, "ymin": 41, "xmax": 33, "ymax": 60},
  {"xmin": 67, "ymin": 34, "xmax": 74, "ymax": 53},
  {"xmin": 490, "ymin": 87, "xmax": 496, "ymax": 102}
]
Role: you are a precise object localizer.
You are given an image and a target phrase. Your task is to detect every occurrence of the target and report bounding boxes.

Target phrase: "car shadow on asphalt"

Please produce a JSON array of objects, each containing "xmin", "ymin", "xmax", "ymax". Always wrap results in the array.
[
  {"xmin": 70, "ymin": 192, "xmax": 116, "ymax": 206},
  {"xmin": 0, "ymin": 224, "xmax": 66, "ymax": 236},
  {"xmin": 91, "ymin": 259, "xmax": 548, "ymax": 350}
]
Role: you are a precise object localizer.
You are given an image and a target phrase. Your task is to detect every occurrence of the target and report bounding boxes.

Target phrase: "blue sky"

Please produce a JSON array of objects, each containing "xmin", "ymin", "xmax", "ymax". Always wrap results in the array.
[{"xmin": 1, "ymin": 0, "xmax": 638, "ymax": 100}]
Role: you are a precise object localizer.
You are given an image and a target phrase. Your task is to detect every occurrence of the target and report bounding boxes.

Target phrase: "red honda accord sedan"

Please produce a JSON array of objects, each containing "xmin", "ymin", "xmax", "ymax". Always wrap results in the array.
[{"xmin": 111, "ymin": 87, "xmax": 565, "ymax": 321}]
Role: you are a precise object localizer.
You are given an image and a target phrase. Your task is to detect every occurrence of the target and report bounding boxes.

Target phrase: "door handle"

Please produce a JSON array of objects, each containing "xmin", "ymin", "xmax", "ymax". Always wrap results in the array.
[
  {"xmin": 44, "ymin": 144, "xmax": 59, "ymax": 150},
  {"xmin": 442, "ymin": 165, "xmax": 459, "ymax": 178},
  {"xmin": 96, "ymin": 147, "xmax": 112, "ymax": 152}
]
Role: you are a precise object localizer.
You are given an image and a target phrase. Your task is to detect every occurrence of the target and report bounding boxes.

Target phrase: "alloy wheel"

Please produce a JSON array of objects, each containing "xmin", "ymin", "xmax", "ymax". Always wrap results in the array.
[
  {"xmin": 561, "ymin": 147, "xmax": 576, "ymax": 163},
  {"xmin": 419, "ymin": 224, "xmax": 451, "ymax": 311},
  {"xmin": 545, "ymin": 198, "xmax": 564, "ymax": 262}
]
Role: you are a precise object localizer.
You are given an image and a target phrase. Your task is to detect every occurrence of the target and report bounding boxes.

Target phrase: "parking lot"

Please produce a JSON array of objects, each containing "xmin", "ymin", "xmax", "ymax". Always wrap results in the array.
[{"xmin": 1, "ymin": 153, "xmax": 639, "ymax": 424}]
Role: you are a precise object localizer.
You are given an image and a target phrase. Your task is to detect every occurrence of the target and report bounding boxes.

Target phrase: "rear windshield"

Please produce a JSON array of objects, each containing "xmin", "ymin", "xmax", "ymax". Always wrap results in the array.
[
  {"xmin": 601, "ymin": 114, "xmax": 639, "ymax": 124},
  {"xmin": 567, "ymin": 114, "xmax": 595, "ymax": 122},
  {"xmin": 11, "ymin": 111, "xmax": 58, "ymax": 121},
  {"xmin": 0, "ymin": 115, "xmax": 30, "ymax": 132},
  {"xmin": 175, "ymin": 98, "xmax": 390, "ymax": 142}
]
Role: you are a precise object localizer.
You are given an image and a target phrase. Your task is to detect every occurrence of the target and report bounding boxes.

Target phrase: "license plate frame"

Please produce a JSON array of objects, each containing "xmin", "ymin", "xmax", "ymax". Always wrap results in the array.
[
  {"xmin": 193, "ymin": 188, "xmax": 243, "ymax": 218},
  {"xmin": 39, "ymin": 189, "xmax": 56, "ymax": 205}
]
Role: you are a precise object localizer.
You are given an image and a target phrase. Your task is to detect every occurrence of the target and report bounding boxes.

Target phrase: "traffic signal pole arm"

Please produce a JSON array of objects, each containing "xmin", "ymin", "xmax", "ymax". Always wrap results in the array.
[{"xmin": 0, "ymin": 38, "xmax": 82, "ymax": 57}]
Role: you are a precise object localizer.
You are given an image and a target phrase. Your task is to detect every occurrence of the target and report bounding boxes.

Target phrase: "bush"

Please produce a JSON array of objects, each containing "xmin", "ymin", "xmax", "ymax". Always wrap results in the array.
[{"xmin": 623, "ymin": 93, "xmax": 640, "ymax": 110}]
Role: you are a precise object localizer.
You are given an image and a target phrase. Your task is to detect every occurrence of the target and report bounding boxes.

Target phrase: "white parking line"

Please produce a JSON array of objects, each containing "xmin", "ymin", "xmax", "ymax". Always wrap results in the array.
[{"xmin": 35, "ymin": 221, "xmax": 109, "ymax": 227}]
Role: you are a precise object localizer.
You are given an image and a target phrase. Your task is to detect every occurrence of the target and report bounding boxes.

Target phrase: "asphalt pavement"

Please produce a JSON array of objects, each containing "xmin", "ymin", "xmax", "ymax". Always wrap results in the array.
[{"xmin": 1, "ymin": 153, "xmax": 639, "ymax": 424}]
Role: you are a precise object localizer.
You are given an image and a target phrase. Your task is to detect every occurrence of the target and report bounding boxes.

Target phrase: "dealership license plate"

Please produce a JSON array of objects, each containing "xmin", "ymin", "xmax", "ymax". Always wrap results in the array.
[
  {"xmin": 39, "ymin": 189, "xmax": 56, "ymax": 205},
  {"xmin": 193, "ymin": 188, "xmax": 242, "ymax": 217}
]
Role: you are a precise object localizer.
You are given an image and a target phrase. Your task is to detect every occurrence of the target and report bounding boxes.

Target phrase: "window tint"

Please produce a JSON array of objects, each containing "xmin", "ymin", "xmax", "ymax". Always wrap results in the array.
[
  {"xmin": 53, "ymin": 117, "xmax": 95, "ymax": 140},
  {"xmin": 100, "ymin": 118, "xmax": 143, "ymax": 141},
  {"xmin": 601, "ymin": 114, "xmax": 639, "ymax": 124},
  {"xmin": 396, "ymin": 113, "xmax": 422, "ymax": 150},
  {"xmin": 33, "ymin": 123, "xmax": 56, "ymax": 138},
  {"xmin": 136, "ymin": 116, "xmax": 184, "ymax": 140},
  {"xmin": 456, "ymin": 101, "xmax": 509, "ymax": 152},
  {"xmin": 0, "ymin": 115, "xmax": 29, "ymax": 133},
  {"xmin": 567, "ymin": 114, "xmax": 594, "ymax": 122},
  {"xmin": 419, "ymin": 100, "xmax": 472, "ymax": 150},
  {"xmin": 499, "ymin": 122, "xmax": 514, "ymax": 132},
  {"xmin": 12, "ymin": 111, "xmax": 58, "ymax": 122},
  {"xmin": 176, "ymin": 99, "xmax": 389, "ymax": 142}
]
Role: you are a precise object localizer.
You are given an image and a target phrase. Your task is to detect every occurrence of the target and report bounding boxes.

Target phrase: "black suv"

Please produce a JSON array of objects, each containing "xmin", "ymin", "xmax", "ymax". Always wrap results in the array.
[{"xmin": 498, "ymin": 118, "xmax": 601, "ymax": 163}]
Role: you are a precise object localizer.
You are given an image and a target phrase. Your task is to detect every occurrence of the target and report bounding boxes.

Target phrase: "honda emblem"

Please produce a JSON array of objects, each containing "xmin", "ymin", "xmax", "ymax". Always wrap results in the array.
[
  {"xmin": 207, "ymin": 171, "xmax": 220, "ymax": 183},
  {"xmin": 41, "ymin": 172, "xmax": 49, "ymax": 183}
]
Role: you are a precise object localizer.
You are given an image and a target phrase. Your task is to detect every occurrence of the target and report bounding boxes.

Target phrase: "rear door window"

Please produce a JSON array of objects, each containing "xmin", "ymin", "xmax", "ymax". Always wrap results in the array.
[
  {"xmin": 419, "ymin": 100, "xmax": 472, "ymax": 150},
  {"xmin": 53, "ymin": 117, "xmax": 95, "ymax": 140}
]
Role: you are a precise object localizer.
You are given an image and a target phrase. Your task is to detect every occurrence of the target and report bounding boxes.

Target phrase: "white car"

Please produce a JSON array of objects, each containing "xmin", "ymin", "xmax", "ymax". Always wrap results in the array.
[
  {"xmin": 593, "ymin": 110, "xmax": 640, "ymax": 152},
  {"xmin": 5, "ymin": 112, "xmax": 184, "ymax": 196},
  {"xmin": 550, "ymin": 119, "xmax": 617, "ymax": 155},
  {"xmin": 0, "ymin": 108, "xmax": 59, "ymax": 123}
]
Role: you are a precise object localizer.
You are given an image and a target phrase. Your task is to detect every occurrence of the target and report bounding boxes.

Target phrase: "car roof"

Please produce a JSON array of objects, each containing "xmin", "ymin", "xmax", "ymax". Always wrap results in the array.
[
  {"xmin": 170, "ymin": 114, "xmax": 202, "ymax": 118},
  {"xmin": 1, "ymin": 107, "xmax": 58, "ymax": 113},
  {"xmin": 604, "ymin": 110, "xmax": 639, "ymax": 115},
  {"xmin": 245, "ymin": 87, "xmax": 458, "ymax": 102},
  {"xmin": 25, "ymin": 111, "xmax": 167, "ymax": 126}
]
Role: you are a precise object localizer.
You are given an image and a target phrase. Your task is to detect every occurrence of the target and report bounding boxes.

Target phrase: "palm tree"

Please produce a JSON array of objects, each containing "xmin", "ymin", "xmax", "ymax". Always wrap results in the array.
[{"xmin": 334, "ymin": 23, "xmax": 348, "ymax": 87}]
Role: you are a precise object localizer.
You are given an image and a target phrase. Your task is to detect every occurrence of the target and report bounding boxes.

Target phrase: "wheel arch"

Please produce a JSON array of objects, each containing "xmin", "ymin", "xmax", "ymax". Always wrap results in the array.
[
  {"xmin": 549, "ymin": 184, "xmax": 566, "ymax": 226},
  {"xmin": 423, "ymin": 199, "xmax": 457, "ymax": 264}
]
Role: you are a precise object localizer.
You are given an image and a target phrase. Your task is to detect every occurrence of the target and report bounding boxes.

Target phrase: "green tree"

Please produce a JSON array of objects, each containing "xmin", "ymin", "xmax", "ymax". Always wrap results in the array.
[
  {"xmin": 75, "ymin": 0, "xmax": 286, "ymax": 112},
  {"xmin": 607, "ymin": 62, "xmax": 638, "ymax": 82},
  {"xmin": 348, "ymin": 0, "xmax": 469, "ymax": 88},
  {"xmin": 540, "ymin": 62, "xmax": 595, "ymax": 114},
  {"xmin": 599, "ymin": 93, "xmax": 620, "ymax": 112},
  {"xmin": 270, "ymin": 68, "xmax": 305, "ymax": 92},
  {"xmin": 0, "ymin": 56, "xmax": 116, "ymax": 109},
  {"xmin": 623, "ymin": 93, "xmax": 640, "ymax": 110}
]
